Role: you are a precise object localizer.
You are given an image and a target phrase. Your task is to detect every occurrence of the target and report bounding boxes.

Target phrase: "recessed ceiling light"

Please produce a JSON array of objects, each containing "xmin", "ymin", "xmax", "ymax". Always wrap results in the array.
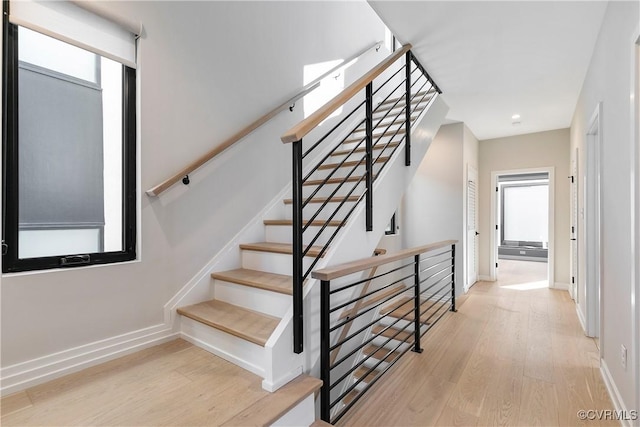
[{"xmin": 512, "ymin": 114, "xmax": 521, "ymax": 120}]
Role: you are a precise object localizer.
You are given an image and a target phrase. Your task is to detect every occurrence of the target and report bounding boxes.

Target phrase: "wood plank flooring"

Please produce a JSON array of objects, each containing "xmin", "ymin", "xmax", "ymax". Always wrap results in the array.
[
  {"xmin": 1, "ymin": 340, "xmax": 275, "ymax": 426},
  {"xmin": 337, "ymin": 260, "xmax": 616, "ymax": 426}
]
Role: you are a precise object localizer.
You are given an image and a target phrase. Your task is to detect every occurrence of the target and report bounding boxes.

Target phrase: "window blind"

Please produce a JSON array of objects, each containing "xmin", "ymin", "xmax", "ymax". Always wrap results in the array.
[{"xmin": 9, "ymin": 0, "xmax": 140, "ymax": 68}]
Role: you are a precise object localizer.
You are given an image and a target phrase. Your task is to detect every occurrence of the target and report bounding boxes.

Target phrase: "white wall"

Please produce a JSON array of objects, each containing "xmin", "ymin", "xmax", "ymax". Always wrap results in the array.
[
  {"xmin": 570, "ymin": 0, "xmax": 639, "ymax": 413},
  {"xmin": 477, "ymin": 129, "xmax": 570, "ymax": 285},
  {"xmin": 402, "ymin": 123, "xmax": 472, "ymax": 296},
  {"xmin": 0, "ymin": 1, "xmax": 387, "ymax": 376}
]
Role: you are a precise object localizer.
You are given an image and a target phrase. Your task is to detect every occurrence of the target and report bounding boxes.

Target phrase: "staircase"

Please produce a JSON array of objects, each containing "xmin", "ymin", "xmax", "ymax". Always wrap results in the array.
[
  {"xmin": 169, "ymin": 45, "xmax": 448, "ymax": 424},
  {"xmin": 341, "ymin": 295, "xmax": 446, "ymax": 407}
]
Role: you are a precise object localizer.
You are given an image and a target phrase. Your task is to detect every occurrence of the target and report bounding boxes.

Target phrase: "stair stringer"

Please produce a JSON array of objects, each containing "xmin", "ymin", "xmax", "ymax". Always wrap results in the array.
[{"xmin": 265, "ymin": 96, "xmax": 449, "ymax": 387}]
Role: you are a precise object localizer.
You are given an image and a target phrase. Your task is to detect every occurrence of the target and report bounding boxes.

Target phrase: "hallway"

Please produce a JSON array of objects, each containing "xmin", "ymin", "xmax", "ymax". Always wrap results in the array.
[{"xmin": 338, "ymin": 261, "xmax": 615, "ymax": 426}]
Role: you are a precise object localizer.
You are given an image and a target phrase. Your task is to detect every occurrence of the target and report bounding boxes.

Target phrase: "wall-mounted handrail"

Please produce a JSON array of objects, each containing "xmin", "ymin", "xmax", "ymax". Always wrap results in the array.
[
  {"xmin": 281, "ymin": 44, "xmax": 412, "ymax": 144},
  {"xmin": 145, "ymin": 41, "xmax": 383, "ymax": 197}
]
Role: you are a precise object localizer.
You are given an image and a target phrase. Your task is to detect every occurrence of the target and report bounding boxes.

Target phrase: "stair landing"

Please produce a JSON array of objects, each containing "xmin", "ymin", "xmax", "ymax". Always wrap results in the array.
[{"xmin": 0, "ymin": 339, "xmax": 321, "ymax": 427}]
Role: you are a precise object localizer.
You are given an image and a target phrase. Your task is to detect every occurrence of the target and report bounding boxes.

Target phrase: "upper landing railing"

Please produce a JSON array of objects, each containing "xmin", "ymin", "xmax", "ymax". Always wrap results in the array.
[{"xmin": 145, "ymin": 41, "xmax": 383, "ymax": 197}]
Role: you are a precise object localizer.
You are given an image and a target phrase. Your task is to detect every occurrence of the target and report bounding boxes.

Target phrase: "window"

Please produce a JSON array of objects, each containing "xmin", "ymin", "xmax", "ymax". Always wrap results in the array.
[
  {"xmin": 385, "ymin": 213, "xmax": 398, "ymax": 235},
  {"xmin": 2, "ymin": 1, "xmax": 137, "ymax": 272}
]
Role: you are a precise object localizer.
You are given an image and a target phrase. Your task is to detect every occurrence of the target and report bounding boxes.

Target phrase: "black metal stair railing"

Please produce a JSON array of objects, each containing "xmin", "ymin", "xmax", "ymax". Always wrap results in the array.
[
  {"xmin": 282, "ymin": 46, "xmax": 441, "ymax": 354},
  {"xmin": 311, "ymin": 241, "xmax": 457, "ymax": 424}
]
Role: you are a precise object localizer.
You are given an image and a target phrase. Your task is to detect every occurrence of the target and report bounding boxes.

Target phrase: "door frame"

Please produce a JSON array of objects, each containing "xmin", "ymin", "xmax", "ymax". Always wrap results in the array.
[
  {"xmin": 584, "ymin": 102, "xmax": 602, "ymax": 339},
  {"xmin": 570, "ymin": 148, "xmax": 579, "ymax": 302},
  {"xmin": 629, "ymin": 24, "xmax": 639, "ymax": 413},
  {"xmin": 489, "ymin": 167, "xmax": 555, "ymax": 287},
  {"xmin": 465, "ymin": 164, "xmax": 479, "ymax": 292}
]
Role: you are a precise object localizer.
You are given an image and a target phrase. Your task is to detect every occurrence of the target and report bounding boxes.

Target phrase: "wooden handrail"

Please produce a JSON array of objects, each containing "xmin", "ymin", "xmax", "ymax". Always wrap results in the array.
[
  {"xmin": 281, "ymin": 44, "xmax": 412, "ymax": 144},
  {"xmin": 146, "ymin": 41, "xmax": 383, "ymax": 197},
  {"xmin": 311, "ymin": 240, "xmax": 457, "ymax": 281}
]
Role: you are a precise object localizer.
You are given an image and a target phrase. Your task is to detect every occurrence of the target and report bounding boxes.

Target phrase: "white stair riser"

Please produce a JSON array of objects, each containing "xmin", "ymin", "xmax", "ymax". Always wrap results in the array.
[
  {"xmin": 305, "ymin": 161, "xmax": 389, "ymax": 181},
  {"xmin": 214, "ymin": 280, "xmax": 290, "ymax": 318},
  {"xmin": 378, "ymin": 316, "xmax": 416, "ymax": 331},
  {"xmin": 371, "ymin": 335, "xmax": 411, "ymax": 353},
  {"xmin": 329, "ymin": 144, "xmax": 400, "ymax": 160},
  {"xmin": 265, "ymin": 224, "xmax": 338, "ymax": 246},
  {"xmin": 353, "ymin": 121, "xmax": 405, "ymax": 135},
  {"xmin": 361, "ymin": 356, "xmax": 391, "ymax": 372},
  {"xmin": 271, "ymin": 393, "xmax": 316, "ymax": 427},
  {"xmin": 302, "ymin": 182, "xmax": 366, "ymax": 199},
  {"xmin": 242, "ymin": 249, "xmax": 317, "ymax": 276},
  {"xmin": 181, "ymin": 317, "xmax": 268, "ymax": 379},
  {"xmin": 283, "ymin": 202, "xmax": 357, "ymax": 221}
]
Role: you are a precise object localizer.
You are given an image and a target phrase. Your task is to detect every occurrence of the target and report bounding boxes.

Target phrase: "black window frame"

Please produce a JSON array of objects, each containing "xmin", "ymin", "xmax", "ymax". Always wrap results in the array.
[
  {"xmin": 2, "ymin": 5, "xmax": 137, "ymax": 273},
  {"xmin": 499, "ymin": 182, "xmax": 548, "ymax": 248},
  {"xmin": 385, "ymin": 212, "xmax": 398, "ymax": 236}
]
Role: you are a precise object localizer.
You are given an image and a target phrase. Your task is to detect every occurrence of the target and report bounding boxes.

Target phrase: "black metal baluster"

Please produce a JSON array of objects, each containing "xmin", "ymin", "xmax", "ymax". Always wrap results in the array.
[
  {"xmin": 292, "ymin": 140, "xmax": 304, "ymax": 353},
  {"xmin": 413, "ymin": 254, "xmax": 423, "ymax": 353},
  {"xmin": 451, "ymin": 244, "xmax": 457, "ymax": 312},
  {"xmin": 405, "ymin": 51, "xmax": 412, "ymax": 166},
  {"xmin": 365, "ymin": 82, "xmax": 373, "ymax": 231},
  {"xmin": 320, "ymin": 280, "xmax": 331, "ymax": 422}
]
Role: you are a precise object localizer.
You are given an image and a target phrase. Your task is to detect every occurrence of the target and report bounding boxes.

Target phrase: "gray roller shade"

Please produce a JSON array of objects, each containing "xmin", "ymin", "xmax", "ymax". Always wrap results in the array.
[{"xmin": 18, "ymin": 62, "xmax": 105, "ymax": 229}]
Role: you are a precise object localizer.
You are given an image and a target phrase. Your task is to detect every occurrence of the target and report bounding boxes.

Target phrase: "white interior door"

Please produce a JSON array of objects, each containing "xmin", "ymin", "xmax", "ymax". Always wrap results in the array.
[{"xmin": 467, "ymin": 165, "xmax": 479, "ymax": 289}]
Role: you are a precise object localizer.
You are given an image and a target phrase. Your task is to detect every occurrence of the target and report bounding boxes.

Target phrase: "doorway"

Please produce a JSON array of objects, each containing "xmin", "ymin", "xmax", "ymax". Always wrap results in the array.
[{"xmin": 489, "ymin": 168, "xmax": 555, "ymax": 286}]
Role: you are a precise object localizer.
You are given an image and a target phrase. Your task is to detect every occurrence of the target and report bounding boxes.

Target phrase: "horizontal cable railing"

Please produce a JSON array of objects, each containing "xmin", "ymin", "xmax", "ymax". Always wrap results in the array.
[
  {"xmin": 281, "ymin": 44, "xmax": 442, "ymax": 353},
  {"xmin": 311, "ymin": 240, "xmax": 457, "ymax": 424},
  {"xmin": 145, "ymin": 41, "xmax": 382, "ymax": 197}
]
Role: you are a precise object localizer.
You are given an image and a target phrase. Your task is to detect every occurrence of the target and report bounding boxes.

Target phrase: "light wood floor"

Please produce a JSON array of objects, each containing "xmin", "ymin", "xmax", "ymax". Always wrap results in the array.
[
  {"xmin": 338, "ymin": 260, "xmax": 616, "ymax": 426},
  {"xmin": 1, "ymin": 339, "xmax": 274, "ymax": 426}
]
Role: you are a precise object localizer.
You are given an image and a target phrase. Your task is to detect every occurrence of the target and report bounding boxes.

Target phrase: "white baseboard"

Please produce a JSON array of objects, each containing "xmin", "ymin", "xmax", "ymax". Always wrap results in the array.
[
  {"xmin": 551, "ymin": 282, "xmax": 570, "ymax": 291},
  {"xmin": 478, "ymin": 275, "xmax": 493, "ymax": 281},
  {"xmin": 576, "ymin": 304, "xmax": 587, "ymax": 333},
  {"xmin": 0, "ymin": 324, "xmax": 178, "ymax": 396},
  {"xmin": 262, "ymin": 365, "xmax": 303, "ymax": 392},
  {"xmin": 600, "ymin": 359, "xmax": 633, "ymax": 427}
]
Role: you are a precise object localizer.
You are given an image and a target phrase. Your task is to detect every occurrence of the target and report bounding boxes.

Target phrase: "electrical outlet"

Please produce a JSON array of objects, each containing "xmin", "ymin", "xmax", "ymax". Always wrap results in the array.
[{"xmin": 621, "ymin": 345, "xmax": 627, "ymax": 370}]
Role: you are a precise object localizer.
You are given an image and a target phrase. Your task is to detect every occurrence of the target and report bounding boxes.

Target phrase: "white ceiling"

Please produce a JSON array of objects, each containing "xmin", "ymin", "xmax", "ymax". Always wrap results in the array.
[{"xmin": 369, "ymin": 1, "xmax": 608, "ymax": 140}]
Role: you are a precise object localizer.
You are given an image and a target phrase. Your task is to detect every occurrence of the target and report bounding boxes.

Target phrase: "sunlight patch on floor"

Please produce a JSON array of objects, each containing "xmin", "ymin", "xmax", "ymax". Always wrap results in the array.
[{"xmin": 500, "ymin": 280, "xmax": 548, "ymax": 291}]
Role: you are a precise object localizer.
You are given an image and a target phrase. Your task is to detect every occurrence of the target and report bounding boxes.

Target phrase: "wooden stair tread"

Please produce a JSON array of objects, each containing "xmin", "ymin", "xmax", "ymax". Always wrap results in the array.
[
  {"xmin": 304, "ymin": 175, "xmax": 368, "ymax": 186},
  {"xmin": 363, "ymin": 344, "xmax": 401, "ymax": 362},
  {"xmin": 317, "ymin": 157, "xmax": 390, "ymax": 171},
  {"xmin": 283, "ymin": 195, "xmax": 361, "ymax": 205},
  {"xmin": 372, "ymin": 324, "xmax": 413, "ymax": 342},
  {"xmin": 332, "ymin": 142, "xmax": 400, "ymax": 157},
  {"xmin": 344, "ymin": 131, "xmax": 404, "ymax": 145},
  {"xmin": 339, "ymin": 283, "xmax": 407, "ymax": 320},
  {"xmin": 381, "ymin": 296, "xmax": 444, "ymax": 323},
  {"xmin": 263, "ymin": 219, "xmax": 344, "ymax": 227},
  {"xmin": 311, "ymin": 420, "xmax": 334, "ymax": 427},
  {"xmin": 177, "ymin": 300, "xmax": 279, "ymax": 347},
  {"xmin": 353, "ymin": 366, "xmax": 381, "ymax": 384},
  {"xmin": 353, "ymin": 116, "xmax": 419, "ymax": 133},
  {"xmin": 239, "ymin": 242, "xmax": 327, "ymax": 258},
  {"xmin": 221, "ymin": 375, "xmax": 322, "ymax": 426},
  {"xmin": 344, "ymin": 389, "xmax": 360, "ymax": 405},
  {"xmin": 211, "ymin": 268, "xmax": 293, "ymax": 295}
]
